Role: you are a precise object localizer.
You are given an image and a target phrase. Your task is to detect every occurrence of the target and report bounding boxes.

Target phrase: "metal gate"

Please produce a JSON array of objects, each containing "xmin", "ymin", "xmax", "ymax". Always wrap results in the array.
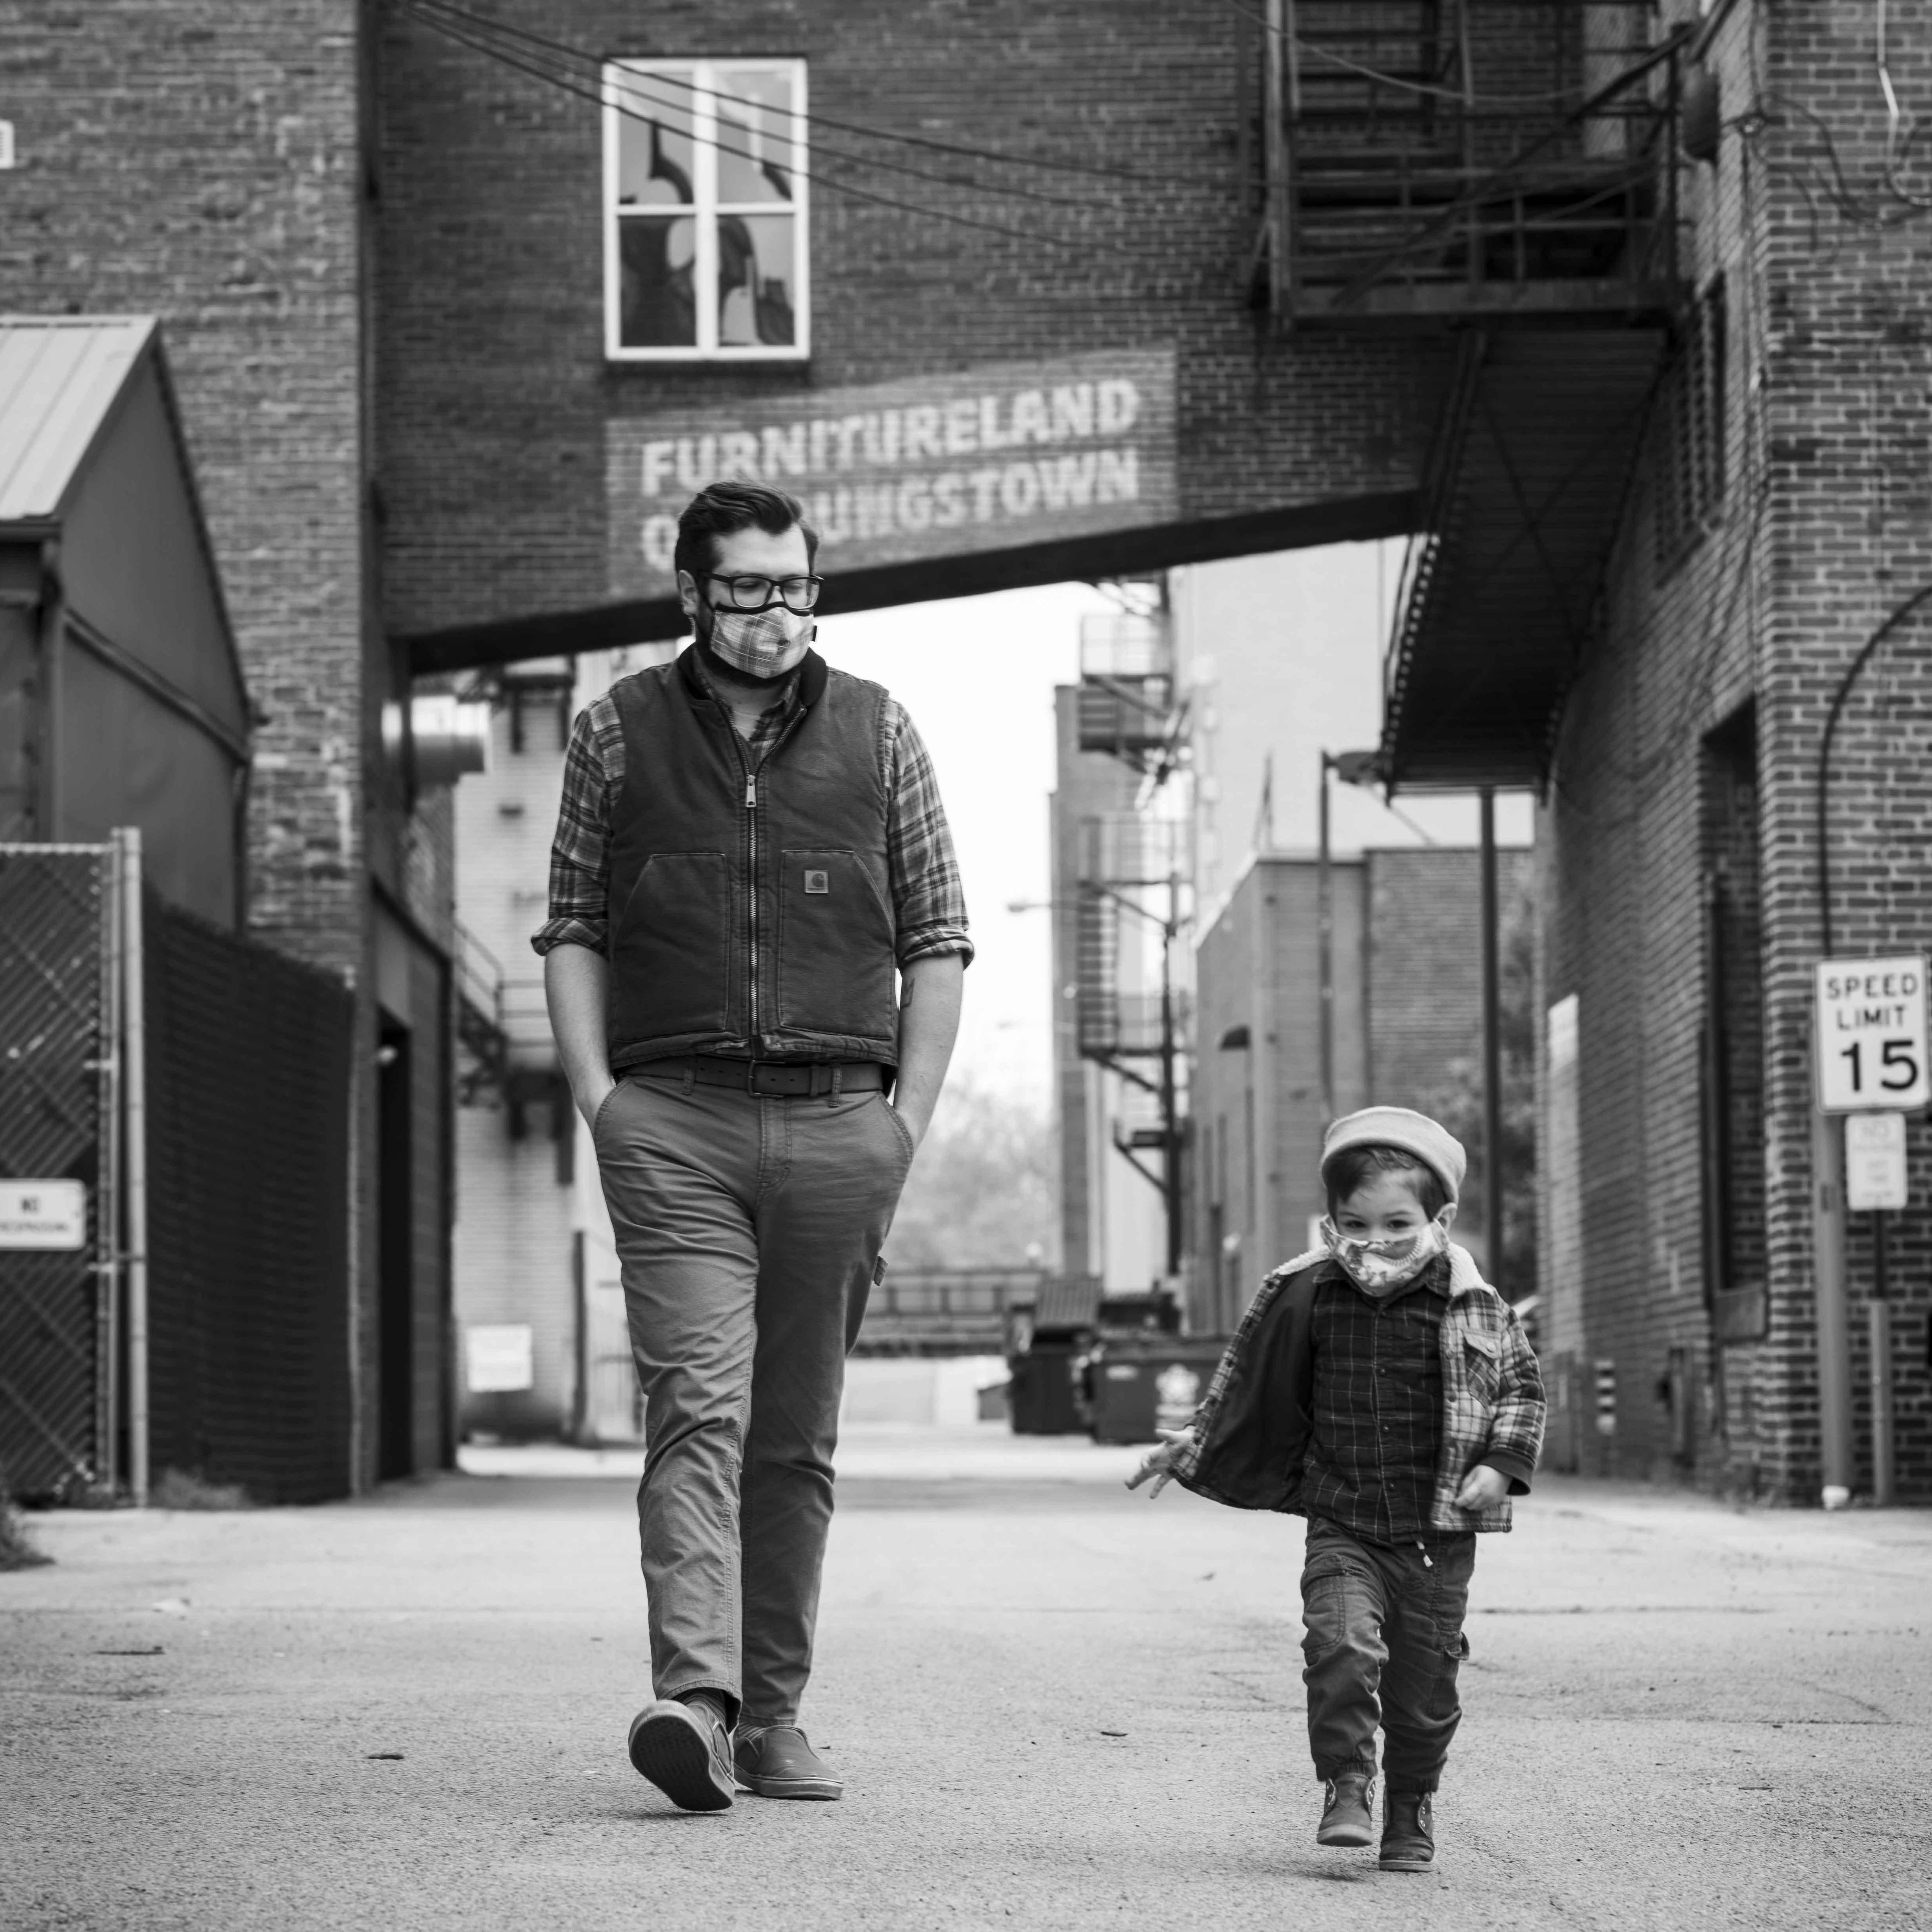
[{"xmin": 0, "ymin": 843, "xmax": 119, "ymax": 1499}]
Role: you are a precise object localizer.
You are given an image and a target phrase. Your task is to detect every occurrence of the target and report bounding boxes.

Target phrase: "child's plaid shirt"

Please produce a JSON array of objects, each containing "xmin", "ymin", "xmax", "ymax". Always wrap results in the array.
[{"xmin": 1171, "ymin": 1242, "xmax": 1545, "ymax": 1533}]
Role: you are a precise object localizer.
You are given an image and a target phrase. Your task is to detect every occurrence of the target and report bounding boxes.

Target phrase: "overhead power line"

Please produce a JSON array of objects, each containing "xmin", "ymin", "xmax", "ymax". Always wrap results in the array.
[
  {"xmin": 397, "ymin": 1, "xmax": 1127, "ymax": 260},
  {"xmin": 405, "ymin": 0, "xmax": 1234, "ymax": 193}
]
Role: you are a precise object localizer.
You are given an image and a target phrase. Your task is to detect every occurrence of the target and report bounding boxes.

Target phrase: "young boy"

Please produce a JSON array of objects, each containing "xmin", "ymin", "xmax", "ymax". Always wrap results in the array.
[{"xmin": 1130, "ymin": 1106, "xmax": 1544, "ymax": 1871}]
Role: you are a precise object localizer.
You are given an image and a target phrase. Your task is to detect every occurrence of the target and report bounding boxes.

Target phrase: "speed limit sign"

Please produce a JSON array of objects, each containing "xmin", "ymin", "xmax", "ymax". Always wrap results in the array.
[{"xmin": 1815, "ymin": 956, "xmax": 1930, "ymax": 1113}]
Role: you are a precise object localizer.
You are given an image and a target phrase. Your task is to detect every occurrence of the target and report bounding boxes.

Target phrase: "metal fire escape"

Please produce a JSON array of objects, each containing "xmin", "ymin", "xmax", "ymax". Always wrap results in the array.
[
  {"xmin": 1244, "ymin": 2, "xmax": 1692, "ymax": 787},
  {"xmin": 1254, "ymin": 0, "xmax": 1684, "ymax": 331},
  {"xmin": 1072, "ymin": 600, "xmax": 1191, "ymax": 1275}
]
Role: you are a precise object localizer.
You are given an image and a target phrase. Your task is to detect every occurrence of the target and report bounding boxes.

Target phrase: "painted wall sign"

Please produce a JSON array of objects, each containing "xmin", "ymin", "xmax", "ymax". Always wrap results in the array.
[{"xmin": 608, "ymin": 348, "xmax": 1178, "ymax": 600}]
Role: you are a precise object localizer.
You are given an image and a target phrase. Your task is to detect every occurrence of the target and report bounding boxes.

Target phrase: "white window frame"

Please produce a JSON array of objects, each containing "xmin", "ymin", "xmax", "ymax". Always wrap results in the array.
[{"xmin": 602, "ymin": 57, "xmax": 811, "ymax": 363}]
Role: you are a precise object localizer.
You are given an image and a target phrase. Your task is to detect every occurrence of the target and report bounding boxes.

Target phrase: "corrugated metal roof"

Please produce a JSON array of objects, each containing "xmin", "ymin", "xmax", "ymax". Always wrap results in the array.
[{"xmin": 0, "ymin": 316, "xmax": 159, "ymax": 526}]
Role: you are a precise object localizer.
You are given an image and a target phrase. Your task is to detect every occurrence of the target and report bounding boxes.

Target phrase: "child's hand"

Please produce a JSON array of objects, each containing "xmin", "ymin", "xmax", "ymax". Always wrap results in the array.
[
  {"xmin": 1455, "ymin": 1463, "xmax": 1511, "ymax": 1511},
  {"xmin": 1126, "ymin": 1427, "xmax": 1194, "ymax": 1498}
]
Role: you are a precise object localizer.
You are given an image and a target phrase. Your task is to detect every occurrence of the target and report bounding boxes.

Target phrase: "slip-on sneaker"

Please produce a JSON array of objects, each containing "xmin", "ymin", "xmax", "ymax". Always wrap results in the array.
[
  {"xmin": 1316, "ymin": 1772, "xmax": 1376, "ymax": 1848},
  {"xmin": 733, "ymin": 1724, "xmax": 843, "ymax": 1800},
  {"xmin": 626, "ymin": 1699, "xmax": 735, "ymax": 1812}
]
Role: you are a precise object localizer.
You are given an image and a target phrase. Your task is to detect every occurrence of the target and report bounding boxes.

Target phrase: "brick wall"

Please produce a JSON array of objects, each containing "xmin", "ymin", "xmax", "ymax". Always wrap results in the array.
[
  {"xmin": 1192, "ymin": 845, "xmax": 1533, "ymax": 1326},
  {"xmin": 1, "ymin": 0, "xmax": 373, "ymax": 970},
  {"xmin": 1365, "ymin": 847, "xmax": 1532, "ymax": 1111},
  {"xmin": 0, "ymin": 2, "xmax": 462, "ymax": 1491},
  {"xmin": 1541, "ymin": 0, "xmax": 1932, "ymax": 1501},
  {"xmin": 372, "ymin": 0, "xmax": 1441, "ymax": 640}
]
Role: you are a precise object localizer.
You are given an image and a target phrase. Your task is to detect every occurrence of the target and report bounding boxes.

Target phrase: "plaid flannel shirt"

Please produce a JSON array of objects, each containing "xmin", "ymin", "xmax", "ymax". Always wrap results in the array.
[
  {"xmin": 1172, "ymin": 1242, "xmax": 1545, "ymax": 1533},
  {"xmin": 532, "ymin": 656, "xmax": 973, "ymax": 968}
]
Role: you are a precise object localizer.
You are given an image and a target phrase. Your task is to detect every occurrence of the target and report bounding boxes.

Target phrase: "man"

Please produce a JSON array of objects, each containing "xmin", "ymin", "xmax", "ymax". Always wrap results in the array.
[{"xmin": 535, "ymin": 480, "xmax": 968, "ymax": 1813}]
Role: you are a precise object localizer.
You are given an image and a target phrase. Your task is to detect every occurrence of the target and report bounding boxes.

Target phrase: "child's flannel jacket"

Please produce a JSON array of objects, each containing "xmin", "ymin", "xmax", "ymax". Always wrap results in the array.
[{"xmin": 1169, "ymin": 1243, "xmax": 1545, "ymax": 1533}]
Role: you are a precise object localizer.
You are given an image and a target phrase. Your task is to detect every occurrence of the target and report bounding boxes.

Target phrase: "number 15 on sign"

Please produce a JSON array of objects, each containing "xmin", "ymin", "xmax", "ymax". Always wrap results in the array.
[{"xmin": 1815, "ymin": 955, "xmax": 1931, "ymax": 1113}]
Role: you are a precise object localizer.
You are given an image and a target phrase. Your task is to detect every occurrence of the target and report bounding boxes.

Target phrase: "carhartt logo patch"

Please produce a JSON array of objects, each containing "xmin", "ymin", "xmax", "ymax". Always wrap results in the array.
[{"xmin": 804, "ymin": 870, "xmax": 830, "ymax": 894}]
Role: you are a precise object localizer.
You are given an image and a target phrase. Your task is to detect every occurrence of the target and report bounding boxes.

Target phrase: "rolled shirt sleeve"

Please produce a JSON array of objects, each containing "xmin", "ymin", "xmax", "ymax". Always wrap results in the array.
[
  {"xmin": 531, "ymin": 695, "xmax": 622, "ymax": 958},
  {"xmin": 884, "ymin": 702, "xmax": 972, "ymax": 969}
]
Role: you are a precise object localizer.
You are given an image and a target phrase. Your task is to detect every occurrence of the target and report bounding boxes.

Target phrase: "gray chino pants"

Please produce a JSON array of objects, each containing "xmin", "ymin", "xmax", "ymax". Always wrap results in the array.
[{"xmin": 591, "ymin": 1071, "xmax": 914, "ymax": 1728}]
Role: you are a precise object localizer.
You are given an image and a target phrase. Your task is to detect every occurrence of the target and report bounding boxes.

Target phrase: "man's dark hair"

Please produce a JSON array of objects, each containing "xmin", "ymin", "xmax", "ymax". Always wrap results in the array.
[
  {"xmin": 1323, "ymin": 1144, "xmax": 1450, "ymax": 1219},
  {"xmin": 674, "ymin": 479, "xmax": 819, "ymax": 583}
]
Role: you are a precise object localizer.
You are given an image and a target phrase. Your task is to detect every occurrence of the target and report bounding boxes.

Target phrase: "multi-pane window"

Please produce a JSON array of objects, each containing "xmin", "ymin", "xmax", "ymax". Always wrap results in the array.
[
  {"xmin": 603, "ymin": 59, "xmax": 809, "ymax": 361},
  {"xmin": 1654, "ymin": 275, "xmax": 1727, "ymax": 569}
]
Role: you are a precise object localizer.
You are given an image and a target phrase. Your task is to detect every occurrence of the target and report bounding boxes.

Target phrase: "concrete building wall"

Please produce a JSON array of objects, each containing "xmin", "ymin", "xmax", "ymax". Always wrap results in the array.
[
  {"xmin": 1193, "ymin": 848, "xmax": 1530, "ymax": 1331},
  {"xmin": 1191, "ymin": 856, "xmax": 1371, "ymax": 1331},
  {"xmin": 1541, "ymin": 0, "xmax": 1932, "ymax": 1500}
]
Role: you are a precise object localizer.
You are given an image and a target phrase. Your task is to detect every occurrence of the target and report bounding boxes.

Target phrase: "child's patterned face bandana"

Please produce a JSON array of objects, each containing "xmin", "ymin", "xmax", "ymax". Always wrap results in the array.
[
  {"xmin": 704, "ymin": 604, "xmax": 813, "ymax": 682},
  {"xmin": 1320, "ymin": 1214, "xmax": 1449, "ymax": 1292}
]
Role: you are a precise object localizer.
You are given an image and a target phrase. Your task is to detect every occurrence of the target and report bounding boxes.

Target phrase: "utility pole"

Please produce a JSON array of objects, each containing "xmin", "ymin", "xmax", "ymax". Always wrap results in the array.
[
  {"xmin": 1318, "ymin": 750, "xmax": 1383, "ymax": 1131},
  {"xmin": 1810, "ymin": 1102, "xmax": 1853, "ymax": 1507},
  {"xmin": 1480, "ymin": 787, "xmax": 1504, "ymax": 1295},
  {"xmin": 1317, "ymin": 756, "xmax": 1334, "ymax": 1124},
  {"xmin": 1157, "ymin": 869, "xmax": 1182, "ymax": 1277}
]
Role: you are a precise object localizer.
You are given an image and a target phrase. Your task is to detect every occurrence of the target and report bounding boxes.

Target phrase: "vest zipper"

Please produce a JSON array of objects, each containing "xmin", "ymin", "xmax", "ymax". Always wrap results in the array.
[{"xmin": 745, "ymin": 771, "xmax": 759, "ymax": 1041}]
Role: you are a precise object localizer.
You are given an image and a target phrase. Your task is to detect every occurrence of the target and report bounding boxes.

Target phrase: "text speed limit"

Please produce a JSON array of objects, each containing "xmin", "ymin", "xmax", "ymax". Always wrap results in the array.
[{"xmin": 1815, "ymin": 955, "xmax": 1930, "ymax": 1113}]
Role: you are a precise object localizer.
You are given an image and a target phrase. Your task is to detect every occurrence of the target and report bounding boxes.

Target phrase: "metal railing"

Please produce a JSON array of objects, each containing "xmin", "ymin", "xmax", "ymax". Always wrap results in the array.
[{"xmin": 1256, "ymin": 2, "xmax": 1688, "ymax": 324}]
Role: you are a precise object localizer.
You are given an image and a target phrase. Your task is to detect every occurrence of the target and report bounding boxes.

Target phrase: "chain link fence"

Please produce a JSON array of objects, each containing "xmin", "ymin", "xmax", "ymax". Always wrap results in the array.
[
  {"xmin": 0, "ymin": 842, "xmax": 357, "ymax": 1504},
  {"xmin": 0, "ymin": 847, "xmax": 115, "ymax": 1499}
]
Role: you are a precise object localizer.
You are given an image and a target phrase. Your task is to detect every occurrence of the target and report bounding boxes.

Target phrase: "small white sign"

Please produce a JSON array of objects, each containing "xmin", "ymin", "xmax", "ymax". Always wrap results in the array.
[
  {"xmin": 0, "ymin": 1180, "xmax": 86, "ymax": 1250},
  {"xmin": 1815, "ymin": 955, "xmax": 1930, "ymax": 1114},
  {"xmin": 465, "ymin": 1324, "xmax": 534, "ymax": 1393},
  {"xmin": 1845, "ymin": 1111, "xmax": 1909, "ymax": 1212}
]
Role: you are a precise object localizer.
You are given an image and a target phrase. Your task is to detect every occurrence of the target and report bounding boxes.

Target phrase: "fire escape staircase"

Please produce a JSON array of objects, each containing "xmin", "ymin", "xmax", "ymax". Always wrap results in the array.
[
  {"xmin": 1255, "ymin": 0, "xmax": 1686, "ymax": 330},
  {"xmin": 1246, "ymin": 1, "xmax": 1695, "ymax": 788}
]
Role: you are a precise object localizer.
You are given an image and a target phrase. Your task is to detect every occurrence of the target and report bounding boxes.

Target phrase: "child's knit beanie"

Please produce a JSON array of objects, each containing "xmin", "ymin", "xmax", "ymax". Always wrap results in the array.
[{"xmin": 1321, "ymin": 1106, "xmax": 1467, "ymax": 1204}]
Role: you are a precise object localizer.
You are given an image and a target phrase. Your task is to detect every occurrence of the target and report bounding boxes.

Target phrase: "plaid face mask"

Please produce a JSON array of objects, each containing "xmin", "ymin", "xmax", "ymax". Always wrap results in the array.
[
  {"xmin": 1320, "ymin": 1213, "xmax": 1448, "ymax": 1292},
  {"xmin": 706, "ymin": 605, "xmax": 812, "ymax": 681}
]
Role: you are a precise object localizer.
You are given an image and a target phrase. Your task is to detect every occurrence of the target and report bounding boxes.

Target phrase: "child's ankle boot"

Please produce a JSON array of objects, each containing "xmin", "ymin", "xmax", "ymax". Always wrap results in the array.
[
  {"xmin": 1316, "ymin": 1773, "xmax": 1376, "ymax": 1847},
  {"xmin": 1380, "ymin": 1789, "xmax": 1434, "ymax": 1871}
]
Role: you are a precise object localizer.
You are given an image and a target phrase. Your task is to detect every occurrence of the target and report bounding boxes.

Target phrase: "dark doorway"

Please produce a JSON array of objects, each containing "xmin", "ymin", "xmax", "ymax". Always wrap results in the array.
[{"xmin": 377, "ymin": 1019, "xmax": 415, "ymax": 1481}]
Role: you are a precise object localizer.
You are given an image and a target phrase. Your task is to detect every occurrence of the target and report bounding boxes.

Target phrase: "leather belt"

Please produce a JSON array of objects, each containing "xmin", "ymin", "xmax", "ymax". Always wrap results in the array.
[{"xmin": 628, "ymin": 1056, "xmax": 887, "ymax": 1097}]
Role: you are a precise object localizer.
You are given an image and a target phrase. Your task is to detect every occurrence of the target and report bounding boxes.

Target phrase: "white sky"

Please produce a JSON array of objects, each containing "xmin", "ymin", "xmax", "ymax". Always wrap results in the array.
[
  {"xmin": 824, "ymin": 583, "xmax": 1111, "ymax": 1110},
  {"xmin": 821, "ymin": 554, "xmax": 1534, "ymax": 1111}
]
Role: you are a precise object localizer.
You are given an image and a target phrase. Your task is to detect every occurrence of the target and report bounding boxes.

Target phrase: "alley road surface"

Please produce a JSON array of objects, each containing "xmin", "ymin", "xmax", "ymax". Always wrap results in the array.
[{"xmin": 4, "ymin": 1427, "xmax": 1928, "ymax": 1932}]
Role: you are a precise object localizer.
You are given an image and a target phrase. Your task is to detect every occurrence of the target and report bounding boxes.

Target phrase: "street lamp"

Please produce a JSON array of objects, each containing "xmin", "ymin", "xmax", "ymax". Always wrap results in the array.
[{"xmin": 1318, "ymin": 750, "xmax": 1383, "ymax": 1126}]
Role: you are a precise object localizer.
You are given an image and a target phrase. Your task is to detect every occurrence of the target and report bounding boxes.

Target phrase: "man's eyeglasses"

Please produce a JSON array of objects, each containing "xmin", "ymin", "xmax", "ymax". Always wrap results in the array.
[{"xmin": 698, "ymin": 572, "xmax": 824, "ymax": 615}]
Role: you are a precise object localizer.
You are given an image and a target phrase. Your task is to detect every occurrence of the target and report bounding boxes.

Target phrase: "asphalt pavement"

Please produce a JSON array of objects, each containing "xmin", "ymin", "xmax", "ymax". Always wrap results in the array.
[{"xmin": 3, "ymin": 1425, "xmax": 1928, "ymax": 1931}]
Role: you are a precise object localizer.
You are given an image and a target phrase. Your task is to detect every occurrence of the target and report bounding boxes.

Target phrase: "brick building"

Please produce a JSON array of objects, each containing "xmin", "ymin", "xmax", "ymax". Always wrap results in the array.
[
  {"xmin": 1371, "ymin": 3, "xmax": 1932, "ymax": 1502},
  {"xmin": 2, "ymin": 4, "xmax": 463, "ymax": 1490},
  {"xmin": 1191, "ymin": 848, "xmax": 1533, "ymax": 1335}
]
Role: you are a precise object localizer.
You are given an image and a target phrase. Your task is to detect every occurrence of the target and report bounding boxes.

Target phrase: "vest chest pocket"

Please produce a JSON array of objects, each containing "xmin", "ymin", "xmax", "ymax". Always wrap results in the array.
[{"xmin": 777, "ymin": 848, "xmax": 896, "ymax": 1040}]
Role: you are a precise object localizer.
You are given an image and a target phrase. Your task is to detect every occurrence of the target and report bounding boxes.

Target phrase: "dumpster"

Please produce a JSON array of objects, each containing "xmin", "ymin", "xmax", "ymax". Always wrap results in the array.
[
  {"xmin": 1008, "ymin": 1346, "xmax": 1085, "ymax": 1434},
  {"xmin": 1005, "ymin": 1276, "xmax": 1102, "ymax": 1435},
  {"xmin": 1084, "ymin": 1336, "xmax": 1229, "ymax": 1444}
]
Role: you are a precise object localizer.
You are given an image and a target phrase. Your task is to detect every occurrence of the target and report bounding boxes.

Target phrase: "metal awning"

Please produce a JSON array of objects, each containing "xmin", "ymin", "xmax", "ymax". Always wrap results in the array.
[{"xmin": 1379, "ymin": 327, "xmax": 1665, "ymax": 789}]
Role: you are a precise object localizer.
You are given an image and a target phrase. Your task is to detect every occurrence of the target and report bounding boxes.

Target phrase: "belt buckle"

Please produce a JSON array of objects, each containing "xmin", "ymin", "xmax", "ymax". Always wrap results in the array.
[{"xmin": 750, "ymin": 1061, "xmax": 811, "ymax": 1098}]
